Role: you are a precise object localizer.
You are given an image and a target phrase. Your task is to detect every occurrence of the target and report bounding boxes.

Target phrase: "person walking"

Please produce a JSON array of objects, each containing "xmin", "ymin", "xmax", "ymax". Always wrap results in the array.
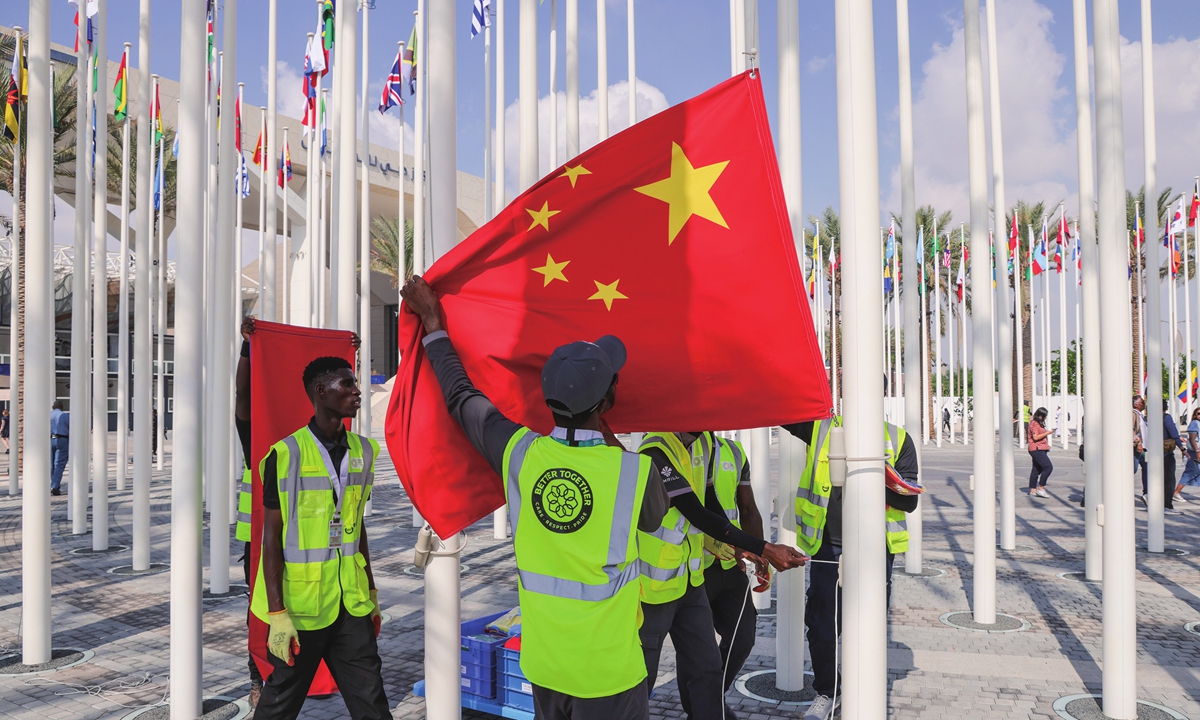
[
  {"xmin": 1, "ymin": 408, "xmax": 10, "ymax": 454},
  {"xmin": 942, "ymin": 406, "xmax": 951, "ymax": 435},
  {"xmin": 1179, "ymin": 407, "xmax": 1200, "ymax": 501},
  {"xmin": 1027, "ymin": 407, "xmax": 1054, "ymax": 498},
  {"xmin": 50, "ymin": 401, "xmax": 69, "ymax": 496},
  {"xmin": 1134, "ymin": 395, "xmax": 1149, "ymax": 505},
  {"xmin": 1161, "ymin": 399, "xmax": 1185, "ymax": 514},
  {"xmin": 249, "ymin": 356, "xmax": 390, "ymax": 720}
]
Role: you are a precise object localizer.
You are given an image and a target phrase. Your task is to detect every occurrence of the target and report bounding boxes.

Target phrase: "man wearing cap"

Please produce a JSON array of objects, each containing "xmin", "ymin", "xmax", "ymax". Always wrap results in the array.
[{"xmin": 402, "ymin": 276, "xmax": 665, "ymax": 719}]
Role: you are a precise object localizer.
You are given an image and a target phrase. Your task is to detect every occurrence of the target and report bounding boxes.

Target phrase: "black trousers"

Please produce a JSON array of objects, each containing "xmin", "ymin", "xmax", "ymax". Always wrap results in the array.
[
  {"xmin": 254, "ymin": 606, "xmax": 392, "ymax": 720},
  {"xmin": 1029, "ymin": 450, "xmax": 1053, "ymax": 489},
  {"xmin": 703, "ymin": 562, "xmax": 756, "ymax": 693},
  {"xmin": 806, "ymin": 543, "xmax": 896, "ymax": 698},
  {"xmin": 1164, "ymin": 452, "xmax": 1177, "ymax": 509},
  {"xmin": 640, "ymin": 582, "xmax": 726, "ymax": 720},
  {"xmin": 532, "ymin": 681, "xmax": 649, "ymax": 720},
  {"xmin": 242, "ymin": 543, "xmax": 263, "ymax": 685}
]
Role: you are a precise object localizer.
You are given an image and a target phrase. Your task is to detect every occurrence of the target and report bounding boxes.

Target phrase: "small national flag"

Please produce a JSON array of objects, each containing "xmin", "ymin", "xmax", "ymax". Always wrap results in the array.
[
  {"xmin": 1190, "ymin": 179, "xmax": 1199, "ymax": 228},
  {"xmin": 319, "ymin": 94, "xmax": 328, "ymax": 157},
  {"xmin": 153, "ymin": 150, "xmax": 164, "ymax": 210},
  {"xmin": 322, "ymin": 0, "xmax": 336, "ymax": 53},
  {"xmin": 942, "ymin": 237, "xmax": 951, "ymax": 268},
  {"xmin": 1053, "ymin": 237, "xmax": 1063, "ymax": 273},
  {"xmin": 172, "ymin": 127, "xmax": 180, "ymax": 158},
  {"xmin": 1135, "ymin": 204, "xmax": 1145, "ymax": 247},
  {"xmin": 1032, "ymin": 238, "xmax": 1048, "ymax": 276},
  {"xmin": 252, "ymin": 127, "xmax": 264, "ymax": 167},
  {"xmin": 1179, "ymin": 366, "xmax": 1199, "ymax": 403},
  {"xmin": 402, "ymin": 23, "xmax": 418, "ymax": 96},
  {"xmin": 883, "ymin": 262, "xmax": 893, "ymax": 294},
  {"xmin": 471, "ymin": 0, "xmax": 492, "ymax": 38},
  {"xmin": 152, "ymin": 84, "xmax": 164, "ymax": 143},
  {"xmin": 955, "ymin": 255, "xmax": 965, "ymax": 302},
  {"xmin": 234, "ymin": 88, "xmax": 243, "ymax": 153},
  {"xmin": 916, "ymin": 225, "xmax": 924, "ymax": 263},
  {"xmin": 113, "ymin": 48, "xmax": 129, "ymax": 122},
  {"xmin": 239, "ymin": 154, "xmax": 251, "ymax": 198},
  {"xmin": 379, "ymin": 46, "xmax": 405, "ymax": 114},
  {"xmin": 278, "ymin": 138, "xmax": 292, "ymax": 187},
  {"xmin": 1008, "ymin": 210, "xmax": 1019, "ymax": 257},
  {"xmin": 3, "ymin": 30, "xmax": 25, "ymax": 141},
  {"xmin": 302, "ymin": 34, "xmax": 320, "ymax": 134},
  {"xmin": 885, "ymin": 221, "xmax": 896, "ymax": 260},
  {"xmin": 1169, "ymin": 198, "xmax": 1187, "ymax": 236}
]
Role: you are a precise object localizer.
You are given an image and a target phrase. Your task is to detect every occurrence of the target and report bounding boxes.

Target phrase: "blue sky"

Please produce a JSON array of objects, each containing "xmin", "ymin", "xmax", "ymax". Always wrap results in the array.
[{"xmin": 4, "ymin": 0, "xmax": 1200, "ymax": 223}]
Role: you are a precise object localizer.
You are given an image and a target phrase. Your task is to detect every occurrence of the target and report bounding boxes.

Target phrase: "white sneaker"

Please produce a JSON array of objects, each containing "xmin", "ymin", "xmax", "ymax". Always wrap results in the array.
[
  {"xmin": 1037, "ymin": 488, "xmax": 1050, "ymax": 498},
  {"xmin": 1174, "ymin": 494, "xmax": 1187, "ymax": 504},
  {"xmin": 805, "ymin": 694, "xmax": 839, "ymax": 720},
  {"xmin": 1165, "ymin": 508, "xmax": 1183, "ymax": 515}
]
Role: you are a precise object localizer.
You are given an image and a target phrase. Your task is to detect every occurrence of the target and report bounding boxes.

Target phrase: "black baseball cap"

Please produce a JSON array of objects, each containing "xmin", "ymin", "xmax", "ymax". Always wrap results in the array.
[{"xmin": 541, "ymin": 335, "xmax": 627, "ymax": 416}]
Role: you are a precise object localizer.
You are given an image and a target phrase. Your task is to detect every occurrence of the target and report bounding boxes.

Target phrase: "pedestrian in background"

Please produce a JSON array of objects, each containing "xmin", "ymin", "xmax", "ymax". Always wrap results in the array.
[
  {"xmin": 1, "ymin": 408, "xmax": 10, "ymax": 454},
  {"xmin": 1027, "ymin": 407, "xmax": 1054, "ymax": 498},
  {"xmin": 1162, "ymin": 399, "xmax": 1185, "ymax": 514},
  {"xmin": 1178, "ymin": 407, "xmax": 1200, "ymax": 502},
  {"xmin": 1134, "ymin": 395, "xmax": 1149, "ymax": 505},
  {"xmin": 49, "ymin": 401, "xmax": 69, "ymax": 496}
]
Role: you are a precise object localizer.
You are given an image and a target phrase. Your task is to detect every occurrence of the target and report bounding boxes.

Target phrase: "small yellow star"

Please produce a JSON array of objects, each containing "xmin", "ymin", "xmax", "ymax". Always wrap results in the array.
[
  {"xmin": 532, "ymin": 254, "xmax": 570, "ymax": 286},
  {"xmin": 588, "ymin": 279, "xmax": 628, "ymax": 311},
  {"xmin": 526, "ymin": 201, "xmax": 561, "ymax": 232},
  {"xmin": 634, "ymin": 142, "xmax": 730, "ymax": 244},
  {"xmin": 560, "ymin": 165, "xmax": 593, "ymax": 188}
]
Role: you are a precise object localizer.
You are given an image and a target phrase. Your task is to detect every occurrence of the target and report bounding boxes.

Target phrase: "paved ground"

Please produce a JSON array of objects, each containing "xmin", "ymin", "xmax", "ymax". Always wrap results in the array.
[{"xmin": 1, "ymin": 433, "xmax": 1199, "ymax": 719}]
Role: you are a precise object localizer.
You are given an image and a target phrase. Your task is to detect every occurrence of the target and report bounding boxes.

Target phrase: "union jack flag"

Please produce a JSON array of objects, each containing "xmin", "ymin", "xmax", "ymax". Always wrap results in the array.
[{"xmin": 379, "ymin": 47, "xmax": 404, "ymax": 114}]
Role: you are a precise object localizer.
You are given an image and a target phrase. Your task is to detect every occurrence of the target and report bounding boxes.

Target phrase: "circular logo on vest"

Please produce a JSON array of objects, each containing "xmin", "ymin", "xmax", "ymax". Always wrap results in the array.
[{"xmin": 531, "ymin": 468, "xmax": 594, "ymax": 533}]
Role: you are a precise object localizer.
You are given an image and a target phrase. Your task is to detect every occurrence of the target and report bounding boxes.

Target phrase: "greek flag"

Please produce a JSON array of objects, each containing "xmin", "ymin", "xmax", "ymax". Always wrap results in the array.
[
  {"xmin": 470, "ymin": 0, "xmax": 491, "ymax": 38},
  {"xmin": 239, "ymin": 154, "xmax": 251, "ymax": 198}
]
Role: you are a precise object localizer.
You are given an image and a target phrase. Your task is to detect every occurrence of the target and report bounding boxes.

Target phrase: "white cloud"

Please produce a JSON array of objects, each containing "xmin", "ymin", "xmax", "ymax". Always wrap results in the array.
[
  {"xmin": 806, "ymin": 54, "xmax": 831, "ymax": 75},
  {"xmin": 499, "ymin": 78, "xmax": 669, "ymax": 201}
]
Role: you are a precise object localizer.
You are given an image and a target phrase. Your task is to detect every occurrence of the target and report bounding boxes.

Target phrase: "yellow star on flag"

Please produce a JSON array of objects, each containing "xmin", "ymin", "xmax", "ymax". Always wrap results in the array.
[
  {"xmin": 532, "ymin": 254, "xmax": 570, "ymax": 286},
  {"xmin": 634, "ymin": 142, "xmax": 730, "ymax": 244},
  {"xmin": 526, "ymin": 201, "xmax": 561, "ymax": 232},
  {"xmin": 560, "ymin": 164, "xmax": 592, "ymax": 188},
  {"xmin": 588, "ymin": 279, "xmax": 628, "ymax": 311}
]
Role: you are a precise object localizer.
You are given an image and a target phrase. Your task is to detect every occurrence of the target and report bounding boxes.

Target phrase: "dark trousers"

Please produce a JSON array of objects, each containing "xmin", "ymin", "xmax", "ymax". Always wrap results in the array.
[
  {"xmin": 50, "ymin": 437, "xmax": 68, "ymax": 491},
  {"xmin": 703, "ymin": 562, "xmax": 756, "ymax": 694},
  {"xmin": 1138, "ymin": 453, "xmax": 1149, "ymax": 494},
  {"xmin": 1164, "ymin": 452, "xmax": 1177, "ymax": 509},
  {"xmin": 640, "ymin": 582, "xmax": 726, "ymax": 720},
  {"xmin": 806, "ymin": 543, "xmax": 896, "ymax": 699},
  {"xmin": 242, "ymin": 543, "xmax": 263, "ymax": 685},
  {"xmin": 532, "ymin": 681, "xmax": 649, "ymax": 720},
  {"xmin": 1029, "ymin": 450, "xmax": 1053, "ymax": 490},
  {"xmin": 254, "ymin": 606, "xmax": 391, "ymax": 720}
]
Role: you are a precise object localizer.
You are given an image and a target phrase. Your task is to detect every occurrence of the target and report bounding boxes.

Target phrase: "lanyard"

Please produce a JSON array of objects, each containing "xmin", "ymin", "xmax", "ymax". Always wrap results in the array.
[{"xmin": 308, "ymin": 427, "xmax": 350, "ymax": 515}]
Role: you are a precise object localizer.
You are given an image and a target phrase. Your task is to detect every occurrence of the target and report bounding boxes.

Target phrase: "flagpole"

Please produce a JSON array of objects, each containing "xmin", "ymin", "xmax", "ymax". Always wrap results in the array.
[
  {"xmin": 1059, "ymin": 208, "xmax": 1068, "ymax": 449},
  {"xmin": 834, "ymin": 0, "xmax": 888, "ymax": 710},
  {"xmin": 258, "ymin": 107, "xmax": 266, "ymax": 315},
  {"xmin": 565, "ymin": 0, "xmax": 578, "ymax": 157},
  {"xmin": 519, "ymin": 0, "xmax": 538, "ymax": 190},
  {"xmin": 304, "ymin": 35, "xmax": 316, "ymax": 327},
  {"xmin": 116, "ymin": 44, "xmax": 132, "ymax": 493},
  {"xmin": 549, "ymin": 0, "xmax": 558, "ymax": 169},
  {"xmin": 596, "ymin": 0, "xmax": 608, "ymax": 142},
  {"xmin": 935, "ymin": 217, "xmax": 942, "ymax": 448},
  {"xmin": 70, "ymin": 22, "xmax": 91, "ymax": 531},
  {"xmin": 413, "ymin": 6, "xmax": 428, "ymax": 275},
  {"xmin": 1193, "ymin": 175, "xmax": 1200, "ymax": 416},
  {"xmin": 948, "ymin": 231, "xmax": 955, "ymax": 443},
  {"xmin": 627, "ymin": 0, "xmax": 635, "ymax": 129},
  {"xmin": 1014, "ymin": 214, "xmax": 1025, "ymax": 448},
  {"xmin": 1029, "ymin": 226, "xmax": 1037, "ymax": 412},
  {"xmin": 960, "ymin": 224, "xmax": 968, "ymax": 444},
  {"xmin": 91, "ymin": 0, "xmax": 110, "ymax": 552},
  {"xmin": 494, "ymin": 0, "xmax": 506, "ymax": 208},
  {"xmin": 1074, "ymin": 219, "xmax": 1081, "ymax": 432},
  {"xmin": 986, "ymin": 0, "xmax": 1015, "ymax": 549},
  {"xmin": 10, "ymin": 41, "xmax": 20, "ymax": 499},
  {"xmin": 283, "ymin": 127, "xmax": 291, "ymax": 325},
  {"xmin": 156, "ymin": 102, "xmax": 166, "ymax": 473},
  {"xmin": 358, "ymin": 0, "xmax": 373, "ymax": 471},
  {"xmin": 1185, "ymin": 219, "xmax": 1193, "ymax": 414},
  {"xmin": 333, "ymin": 0, "xmax": 357, "ymax": 332},
  {"xmin": 318, "ymin": 92, "xmax": 328, "ymax": 326},
  {"xmin": 922, "ymin": 240, "xmax": 930, "ymax": 443},
  {"xmin": 1043, "ymin": 236, "xmax": 1051, "ymax": 399},
  {"xmin": 263, "ymin": 0, "xmax": 278, "ymax": 322},
  {"xmin": 131, "ymin": 1, "xmax": 153, "ymax": 571},
  {"xmin": 483, "ymin": 24, "xmax": 493, "ymax": 226}
]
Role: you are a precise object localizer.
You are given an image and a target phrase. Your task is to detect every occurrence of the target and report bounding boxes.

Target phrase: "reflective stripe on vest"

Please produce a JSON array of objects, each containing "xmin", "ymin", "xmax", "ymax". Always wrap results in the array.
[
  {"xmin": 235, "ymin": 469, "xmax": 254, "ymax": 541},
  {"xmin": 703, "ymin": 436, "xmax": 746, "ymax": 570},
  {"xmin": 638, "ymin": 432, "xmax": 708, "ymax": 601}
]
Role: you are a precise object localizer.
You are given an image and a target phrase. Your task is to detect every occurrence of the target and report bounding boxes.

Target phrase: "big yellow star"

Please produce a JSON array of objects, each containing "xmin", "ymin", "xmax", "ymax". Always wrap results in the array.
[
  {"xmin": 588, "ymin": 279, "xmax": 628, "ymax": 311},
  {"xmin": 532, "ymin": 254, "xmax": 570, "ymax": 286},
  {"xmin": 560, "ymin": 164, "xmax": 592, "ymax": 188},
  {"xmin": 526, "ymin": 201, "xmax": 561, "ymax": 232},
  {"xmin": 634, "ymin": 142, "xmax": 730, "ymax": 244}
]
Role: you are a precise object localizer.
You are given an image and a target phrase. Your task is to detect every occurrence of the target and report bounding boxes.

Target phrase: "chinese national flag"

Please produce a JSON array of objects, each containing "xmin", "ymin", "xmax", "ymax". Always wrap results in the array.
[{"xmin": 385, "ymin": 71, "xmax": 831, "ymax": 538}]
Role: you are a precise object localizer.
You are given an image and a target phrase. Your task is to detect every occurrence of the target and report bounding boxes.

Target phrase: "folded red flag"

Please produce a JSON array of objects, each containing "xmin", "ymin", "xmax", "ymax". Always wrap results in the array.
[
  {"xmin": 386, "ymin": 71, "xmax": 831, "ymax": 539},
  {"xmin": 248, "ymin": 321, "xmax": 356, "ymax": 693}
]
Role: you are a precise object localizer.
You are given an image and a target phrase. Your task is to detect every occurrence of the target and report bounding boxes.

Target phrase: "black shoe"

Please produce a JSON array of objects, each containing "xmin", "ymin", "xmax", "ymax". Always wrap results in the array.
[{"xmin": 50, "ymin": 488, "xmax": 60, "ymax": 496}]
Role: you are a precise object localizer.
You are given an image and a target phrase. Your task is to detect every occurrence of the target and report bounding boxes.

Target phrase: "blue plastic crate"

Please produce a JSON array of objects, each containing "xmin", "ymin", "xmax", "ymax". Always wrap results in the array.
[
  {"xmin": 460, "ymin": 611, "xmax": 510, "ymax": 667},
  {"xmin": 500, "ymin": 684, "xmax": 534, "ymax": 713},
  {"xmin": 461, "ymin": 673, "xmax": 497, "ymax": 698},
  {"xmin": 498, "ymin": 647, "xmax": 522, "ymax": 678},
  {"xmin": 461, "ymin": 661, "xmax": 495, "ymax": 682}
]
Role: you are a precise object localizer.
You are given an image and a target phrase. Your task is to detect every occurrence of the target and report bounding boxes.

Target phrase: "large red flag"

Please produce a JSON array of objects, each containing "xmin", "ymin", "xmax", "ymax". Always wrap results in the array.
[
  {"xmin": 248, "ymin": 321, "xmax": 356, "ymax": 693},
  {"xmin": 385, "ymin": 71, "xmax": 831, "ymax": 539}
]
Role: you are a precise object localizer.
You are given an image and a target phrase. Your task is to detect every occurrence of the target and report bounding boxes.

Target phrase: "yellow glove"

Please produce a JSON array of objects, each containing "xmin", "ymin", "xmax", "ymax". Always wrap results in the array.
[
  {"xmin": 703, "ymin": 535, "xmax": 736, "ymax": 563},
  {"xmin": 267, "ymin": 609, "xmax": 300, "ymax": 666},
  {"xmin": 369, "ymin": 589, "xmax": 382, "ymax": 637}
]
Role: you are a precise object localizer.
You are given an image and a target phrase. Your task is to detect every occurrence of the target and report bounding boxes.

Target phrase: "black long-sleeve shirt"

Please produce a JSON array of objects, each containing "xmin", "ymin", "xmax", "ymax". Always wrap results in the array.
[
  {"xmin": 422, "ymin": 331, "xmax": 670, "ymax": 533},
  {"xmin": 782, "ymin": 420, "xmax": 920, "ymax": 549}
]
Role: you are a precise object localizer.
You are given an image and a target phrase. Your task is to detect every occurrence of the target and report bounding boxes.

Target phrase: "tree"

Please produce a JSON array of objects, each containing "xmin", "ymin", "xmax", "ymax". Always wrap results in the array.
[{"xmin": 369, "ymin": 215, "xmax": 413, "ymax": 287}]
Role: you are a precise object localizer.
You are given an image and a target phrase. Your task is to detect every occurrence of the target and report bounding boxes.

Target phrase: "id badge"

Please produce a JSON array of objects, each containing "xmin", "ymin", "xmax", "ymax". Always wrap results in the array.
[{"xmin": 329, "ymin": 519, "xmax": 343, "ymax": 545}]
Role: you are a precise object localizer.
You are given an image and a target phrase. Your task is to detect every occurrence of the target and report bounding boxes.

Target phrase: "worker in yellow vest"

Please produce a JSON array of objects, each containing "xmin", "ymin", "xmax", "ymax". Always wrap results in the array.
[
  {"xmin": 402, "ymin": 276, "xmax": 670, "ymax": 719},
  {"xmin": 250, "ymin": 356, "xmax": 390, "ymax": 720},
  {"xmin": 637, "ymin": 431, "xmax": 807, "ymax": 720},
  {"xmin": 782, "ymin": 419, "xmax": 920, "ymax": 720},
  {"xmin": 697, "ymin": 432, "xmax": 770, "ymax": 698}
]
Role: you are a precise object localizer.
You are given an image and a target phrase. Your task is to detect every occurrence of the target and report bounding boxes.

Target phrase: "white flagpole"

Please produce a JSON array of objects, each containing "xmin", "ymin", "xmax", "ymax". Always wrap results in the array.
[
  {"xmin": 519, "ymin": 0, "xmax": 538, "ymax": 190},
  {"xmin": 1143, "ymin": 0, "xmax": 1165, "ymax": 550},
  {"xmin": 173, "ymin": 0, "xmax": 208, "ymax": 709},
  {"xmin": 565, "ymin": 0, "xmax": 578, "ymax": 158},
  {"xmin": 1074, "ymin": 220, "xmax": 1082, "ymax": 426},
  {"xmin": 24, "ymin": 2, "xmax": 54, "ymax": 665},
  {"xmin": 156, "ymin": 107, "xmax": 166, "ymax": 473},
  {"xmin": 359, "ymin": 0, "xmax": 373, "ymax": 452},
  {"xmin": 1059, "ymin": 207, "xmax": 1068, "ymax": 449},
  {"xmin": 960, "ymin": 224, "xmax": 968, "ymax": 444},
  {"xmin": 318, "ymin": 92, "xmax": 328, "ymax": 326},
  {"xmin": 304, "ymin": 36, "xmax": 316, "ymax": 327},
  {"xmin": 948, "ymin": 232, "xmax": 956, "ymax": 443},
  {"xmin": 1095, "ymin": 0, "xmax": 1138, "ymax": 712},
  {"xmin": 413, "ymin": 6, "xmax": 428, "ymax": 276},
  {"xmin": 483, "ymin": 29, "xmax": 492, "ymax": 225},
  {"xmin": 549, "ymin": 0, "xmax": 558, "ymax": 169},
  {"xmin": 258, "ymin": 107, "xmax": 266, "ymax": 312},
  {"xmin": 282, "ymin": 128, "xmax": 290, "ymax": 325},
  {"xmin": 9, "ymin": 31, "xmax": 19, "ymax": 500},
  {"xmin": 627, "ymin": 0, "xmax": 635, "ymax": 129},
  {"xmin": 334, "ymin": 0, "xmax": 358, "ymax": 332},
  {"xmin": 935, "ymin": 218, "xmax": 943, "ymax": 447},
  {"xmin": 1014, "ymin": 214, "xmax": 1026, "ymax": 447},
  {"xmin": 494, "ymin": 0, "xmax": 506, "ymax": 208},
  {"xmin": 596, "ymin": 0, "xmax": 607, "ymax": 141},
  {"xmin": 133, "ymin": 11, "xmax": 154, "ymax": 570},
  {"xmin": 92, "ymin": 0, "xmax": 110, "ymax": 551},
  {"xmin": 263, "ymin": 0, "xmax": 279, "ymax": 321},
  {"xmin": 117, "ymin": 44, "xmax": 132, "ymax": 493},
  {"xmin": 1186, "ymin": 219, "xmax": 1193, "ymax": 413},
  {"xmin": 1029, "ymin": 226, "xmax": 1037, "ymax": 409},
  {"xmin": 70, "ymin": 26, "xmax": 92, "ymax": 529}
]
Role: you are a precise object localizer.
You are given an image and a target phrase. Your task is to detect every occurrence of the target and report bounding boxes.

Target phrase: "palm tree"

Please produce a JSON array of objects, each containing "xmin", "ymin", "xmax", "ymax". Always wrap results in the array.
[
  {"xmin": 369, "ymin": 215, "xmax": 413, "ymax": 287},
  {"xmin": 103, "ymin": 118, "xmax": 178, "ymax": 219}
]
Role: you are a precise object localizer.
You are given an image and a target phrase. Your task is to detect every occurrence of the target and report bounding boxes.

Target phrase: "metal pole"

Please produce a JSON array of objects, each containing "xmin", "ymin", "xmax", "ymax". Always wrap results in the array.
[
  {"xmin": 596, "ymin": 0, "xmax": 607, "ymax": 142},
  {"xmin": 412, "ymin": 6, "xmax": 427, "ymax": 279},
  {"xmin": 483, "ymin": 26, "xmax": 492, "ymax": 226},
  {"xmin": 92, "ymin": 0, "xmax": 110, "ymax": 552},
  {"xmin": 627, "ymin": 0, "xmax": 635, "ymax": 129},
  {"xmin": 70, "ymin": 25, "xmax": 91, "ymax": 532},
  {"xmin": 23, "ymin": 3, "xmax": 52, "ymax": 665},
  {"xmin": 263, "ymin": 0, "xmax": 278, "ymax": 321},
  {"xmin": 834, "ymin": 0, "xmax": 886, "ymax": 713},
  {"xmin": 117, "ymin": 45, "xmax": 132, "ymax": 492},
  {"xmin": 549, "ymin": 0, "xmax": 558, "ymax": 168},
  {"xmin": 203, "ymin": 47, "xmax": 219, "ymax": 514},
  {"xmin": 1014, "ymin": 215, "xmax": 1025, "ymax": 448},
  {"xmin": 964, "ymin": 0, "xmax": 996, "ymax": 624},
  {"xmin": 1059, "ymin": 214, "xmax": 1069, "ymax": 449},
  {"xmin": 494, "ymin": 0, "xmax": 506, "ymax": 208},
  {"xmin": 9, "ymin": 27, "xmax": 20, "ymax": 501},
  {"xmin": 133, "ymin": 3, "xmax": 154, "ymax": 571},
  {"xmin": 1095, "ymin": 0, "xmax": 1138, "ymax": 713},
  {"xmin": 519, "ymin": 0, "xmax": 538, "ymax": 190},
  {"xmin": 282, "ymin": 126, "xmax": 290, "ymax": 324},
  {"xmin": 335, "ymin": 0, "xmax": 357, "ymax": 332},
  {"xmin": 986, "ymin": 0, "xmax": 1015, "ymax": 551},
  {"xmin": 156, "ymin": 111, "xmax": 165, "ymax": 473},
  {"xmin": 935, "ymin": 216, "xmax": 943, "ymax": 448},
  {"xmin": 565, "ymin": 0, "xmax": 578, "ymax": 158},
  {"xmin": 359, "ymin": 0, "xmax": 373, "ymax": 454},
  {"xmin": 897, "ymin": 0, "xmax": 924, "ymax": 573},
  {"xmin": 1141, "ymin": 0, "xmax": 1165, "ymax": 553},
  {"xmin": 172, "ymin": 0, "xmax": 207, "ymax": 712},
  {"xmin": 483, "ymin": 18, "xmax": 508, "ymax": 539}
]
